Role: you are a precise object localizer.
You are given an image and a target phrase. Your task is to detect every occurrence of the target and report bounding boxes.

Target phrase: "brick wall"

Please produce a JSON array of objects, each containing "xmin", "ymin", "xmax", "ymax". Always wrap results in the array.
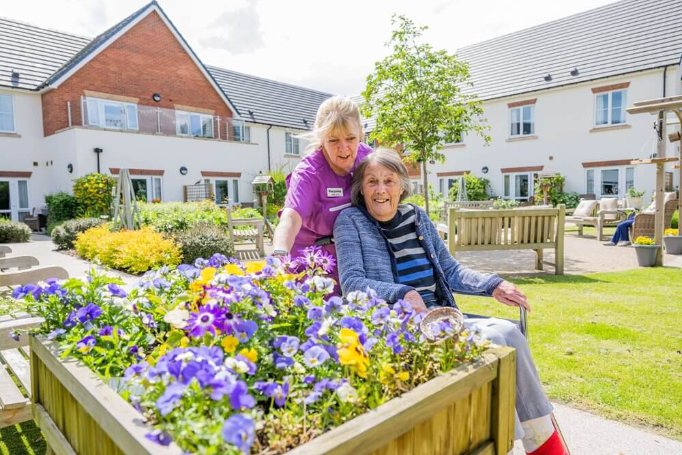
[{"xmin": 41, "ymin": 11, "xmax": 232, "ymax": 136}]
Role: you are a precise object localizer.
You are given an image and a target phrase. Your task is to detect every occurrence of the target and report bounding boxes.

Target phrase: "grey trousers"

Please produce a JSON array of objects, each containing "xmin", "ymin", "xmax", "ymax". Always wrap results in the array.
[{"xmin": 465, "ymin": 317, "xmax": 554, "ymax": 427}]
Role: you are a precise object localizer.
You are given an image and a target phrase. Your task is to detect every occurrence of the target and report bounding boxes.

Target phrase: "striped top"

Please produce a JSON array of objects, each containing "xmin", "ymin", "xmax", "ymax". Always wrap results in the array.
[{"xmin": 378, "ymin": 205, "xmax": 438, "ymax": 306}]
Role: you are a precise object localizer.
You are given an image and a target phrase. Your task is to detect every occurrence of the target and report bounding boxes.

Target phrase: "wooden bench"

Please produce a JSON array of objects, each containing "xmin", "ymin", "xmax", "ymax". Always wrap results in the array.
[
  {"xmin": 0, "ymin": 255, "xmax": 40, "ymax": 271},
  {"xmin": 226, "ymin": 207, "xmax": 265, "ymax": 258},
  {"xmin": 440, "ymin": 205, "xmax": 565, "ymax": 274}
]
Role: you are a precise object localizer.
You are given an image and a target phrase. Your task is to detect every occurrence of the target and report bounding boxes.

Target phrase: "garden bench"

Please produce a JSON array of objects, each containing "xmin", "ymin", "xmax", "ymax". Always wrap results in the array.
[
  {"xmin": 226, "ymin": 207, "xmax": 265, "ymax": 258},
  {"xmin": 0, "ymin": 313, "xmax": 44, "ymax": 428},
  {"xmin": 440, "ymin": 205, "xmax": 565, "ymax": 274},
  {"xmin": 0, "ymin": 266, "xmax": 69, "ymax": 288},
  {"xmin": 0, "ymin": 255, "xmax": 40, "ymax": 272},
  {"xmin": 0, "ymin": 246, "xmax": 11, "ymax": 258}
]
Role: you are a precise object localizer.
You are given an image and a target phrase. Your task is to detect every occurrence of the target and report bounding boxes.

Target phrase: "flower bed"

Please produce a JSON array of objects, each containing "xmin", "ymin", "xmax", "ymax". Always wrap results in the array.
[{"xmin": 17, "ymin": 249, "xmax": 515, "ymax": 454}]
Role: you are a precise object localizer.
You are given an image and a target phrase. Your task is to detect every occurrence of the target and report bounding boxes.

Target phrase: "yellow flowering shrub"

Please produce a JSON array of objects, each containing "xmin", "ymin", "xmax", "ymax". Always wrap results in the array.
[
  {"xmin": 72, "ymin": 173, "xmax": 116, "ymax": 217},
  {"xmin": 74, "ymin": 225, "xmax": 181, "ymax": 274}
]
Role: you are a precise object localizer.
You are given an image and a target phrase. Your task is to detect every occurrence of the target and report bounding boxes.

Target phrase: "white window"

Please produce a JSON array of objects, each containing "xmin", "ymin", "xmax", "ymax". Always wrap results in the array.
[
  {"xmin": 595, "ymin": 89, "xmax": 626, "ymax": 126},
  {"xmin": 85, "ymin": 97, "xmax": 138, "ymax": 130},
  {"xmin": 586, "ymin": 169, "xmax": 595, "ymax": 195},
  {"xmin": 503, "ymin": 173, "xmax": 534, "ymax": 201},
  {"xmin": 439, "ymin": 177, "xmax": 458, "ymax": 198},
  {"xmin": 214, "ymin": 179, "xmax": 240, "ymax": 205},
  {"xmin": 232, "ymin": 120, "xmax": 251, "ymax": 142},
  {"xmin": 176, "ymin": 111, "xmax": 214, "ymax": 138},
  {"xmin": 0, "ymin": 94, "xmax": 16, "ymax": 132},
  {"xmin": 0, "ymin": 178, "xmax": 30, "ymax": 221},
  {"xmin": 585, "ymin": 166, "xmax": 635, "ymax": 198},
  {"xmin": 131, "ymin": 176, "xmax": 163, "ymax": 202},
  {"xmin": 285, "ymin": 132, "xmax": 300, "ymax": 155},
  {"xmin": 510, "ymin": 105, "xmax": 534, "ymax": 137}
]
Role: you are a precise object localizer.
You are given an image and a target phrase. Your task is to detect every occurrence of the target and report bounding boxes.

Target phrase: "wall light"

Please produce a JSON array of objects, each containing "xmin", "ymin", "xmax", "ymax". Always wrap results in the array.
[
  {"xmin": 481, "ymin": 166, "xmax": 489, "ymax": 174},
  {"xmin": 67, "ymin": 163, "xmax": 73, "ymax": 173},
  {"xmin": 179, "ymin": 166, "xmax": 188, "ymax": 175},
  {"xmin": 570, "ymin": 68, "xmax": 579, "ymax": 76},
  {"xmin": 544, "ymin": 74, "xmax": 553, "ymax": 82},
  {"xmin": 152, "ymin": 93, "xmax": 161, "ymax": 102}
]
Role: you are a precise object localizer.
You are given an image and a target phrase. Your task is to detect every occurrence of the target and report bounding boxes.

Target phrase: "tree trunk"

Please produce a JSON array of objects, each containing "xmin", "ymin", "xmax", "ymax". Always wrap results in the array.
[{"xmin": 422, "ymin": 159, "xmax": 429, "ymax": 216}]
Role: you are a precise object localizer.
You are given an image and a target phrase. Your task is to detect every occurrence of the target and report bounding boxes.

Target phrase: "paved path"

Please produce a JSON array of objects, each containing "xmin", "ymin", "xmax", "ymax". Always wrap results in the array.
[{"xmin": 3, "ymin": 232, "xmax": 682, "ymax": 454}]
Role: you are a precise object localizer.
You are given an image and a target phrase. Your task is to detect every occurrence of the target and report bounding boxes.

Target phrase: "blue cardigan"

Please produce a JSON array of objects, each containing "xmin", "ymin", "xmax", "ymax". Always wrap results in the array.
[{"xmin": 333, "ymin": 204, "xmax": 504, "ymax": 307}]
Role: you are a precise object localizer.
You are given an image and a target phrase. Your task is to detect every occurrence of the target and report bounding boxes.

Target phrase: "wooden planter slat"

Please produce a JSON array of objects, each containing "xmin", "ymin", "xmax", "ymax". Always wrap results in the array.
[{"xmin": 31, "ymin": 335, "xmax": 516, "ymax": 455}]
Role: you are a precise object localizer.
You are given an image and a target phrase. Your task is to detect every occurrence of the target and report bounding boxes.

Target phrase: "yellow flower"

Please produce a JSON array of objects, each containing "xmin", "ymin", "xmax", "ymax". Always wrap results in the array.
[
  {"xmin": 158, "ymin": 343, "xmax": 169, "ymax": 356},
  {"xmin": 379, "ymin": 363, "xmax": 410, "ymax": 384},
  {"xmin": 222, "ymin": 336, "xmax": 239, "ymax": 354},
  {"xmin": 337, "ymin": 328, "xmax": 369, "ymax": 378},
  {"xmin": 224, "ymin": 264, "xmax": 244, "ymax": 276},
  {"xmin": 180, "ymin": 336, "xmax": 190, "ymax": 348},
  {"xmin": 244, "ymin": 261, "xmax": 266, "ymax": 274},
  {"xmin": 239, "ymin": 347, "xmax": 258, "ymax": 363}
]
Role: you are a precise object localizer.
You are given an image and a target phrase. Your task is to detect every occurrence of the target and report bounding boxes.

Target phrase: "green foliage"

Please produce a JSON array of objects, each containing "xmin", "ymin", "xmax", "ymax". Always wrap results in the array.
[
  {"xmin": 447, "ymin": 174, "xmax": 490, "ymax": 201},
  {"xmin": 72, "ymin": 173, "xmax": 116, "ymax": 217},
  {"xmin": 74, "ymin": 225, "xmax": 181, "ymax": 274},
  {"xmin": 172, "ymin": 222, "xmax": 234, "ymax": 264},
  {"xmin": 139, "ymin": 201, "xmax": 227, "ymax": 233},
  {"xmin": 362, "ymin": 14, "xmax": 489, "ymax": 213},
  {"xmin": 555, "ymin": 191, "xmax": 581, "ymax": 209},
  {"xmin": 492, "ymin": 198, "xmax": 520, "ymax": 209},
  {"xmin": 671, "ymin": 210, "xmax": 678, "ymax": 229},
  {"xmin": 533, "ymin": 174, "xmax": 564, "ymax": 205},
  {"xmin": 45, "ymin": 192, "xmax": 78, "ymax": 233},
  {"xmin": 626, "ymin": 187, "xmax": 645, "ymax": 198},
  {"xmin": 231, "ymin": 207, "xmax": 262, "ymax": 219},
  {"xmin": 51, "ymin": 217, "xmax": 105, "ymax": 250},
  {"xmin": 0, "ymin": 219, "xmax": 31, "ymax": 242}
]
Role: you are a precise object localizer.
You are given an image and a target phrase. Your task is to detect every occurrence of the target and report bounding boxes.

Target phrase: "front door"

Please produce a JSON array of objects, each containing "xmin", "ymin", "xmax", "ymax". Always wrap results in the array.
[{"xmin": 0, "ymin": 179, "xmax": 30, "ymax": 221}]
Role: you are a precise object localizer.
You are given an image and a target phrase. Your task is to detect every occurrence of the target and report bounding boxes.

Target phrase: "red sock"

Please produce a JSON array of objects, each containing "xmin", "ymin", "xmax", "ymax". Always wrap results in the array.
[{"xmin": 526, "ymin": 430, "xmax": 569, "ymax": 455}]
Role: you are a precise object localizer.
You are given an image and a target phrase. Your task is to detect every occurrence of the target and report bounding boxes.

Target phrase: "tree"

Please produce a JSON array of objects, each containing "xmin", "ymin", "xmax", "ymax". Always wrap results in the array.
[{"xmin": 362, "ymin": 15, "xmax": 489, "ymax": 214}]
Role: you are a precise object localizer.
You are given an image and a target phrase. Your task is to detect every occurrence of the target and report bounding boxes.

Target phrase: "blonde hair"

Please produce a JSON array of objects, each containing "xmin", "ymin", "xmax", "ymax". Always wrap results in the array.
[{"xmin": 303, "ymin": 96, "xmax": 365, "ymax": 154}]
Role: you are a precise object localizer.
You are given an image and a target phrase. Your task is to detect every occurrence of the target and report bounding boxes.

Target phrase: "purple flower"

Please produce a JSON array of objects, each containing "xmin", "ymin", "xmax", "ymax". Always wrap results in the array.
[
  {"xmin": 273, "ymin": 354, "xmax": 294, "ymax": 369},
  {"xmin": 306, "ymin": 306, "xmax": 324, "ymax": 321},
  {"xmin": 324, "ymin": 296, "xmax": 343, "ymax": 314},
  {"xmin": 140, "ymin": 312, "xmax": 157, "ymax": 329},
  {"xmin": 234, "ymin": 320, "xmax": 257, "ymax": 342},
  {"xmin": 46, "ymin": 328, "xmax": 66, "ymax": 340},
  {"xmin": 76, "ymin": 335, "xmax": 96, "ymax": 353},
  {"xmin": 269, "ymin": 381, "xmax": 290, "ymax": 407},
  {"xmin": 186, "ymin": 305, "xmax": 226, "ymax": 338},
  {"xmin": 12, "ymin": 284, "xmax": 42, "ymax": 300},
  {"xmin": 145, "ymin": 430, "xmax": 172, "ymax": 446},
  {"xmin": 76, "ymin": 303, "xmax": 103, "ymax": 323},
  {"xmin": 157, "ymin": 382, "xmax": 187, "ymax": 416},
  {"xmin": 293, "ymin": 295, "xmax": 310, "ymax": 307},
  {"xmin": 107, "ymin": 283, "xmax": 127, "ymax": 297},
  {"xmin": 124, "ymin": 362, "xmax": 148, "ymax": 379},
  {"xmin": 303, "ymin": 345, "xmax": 330, "ymax": 367},
  {"xmin": 152, "ymin": 278, "xmax": 170, "ymax": 290},
  {"xmin": 230, "ymin": 380, "xmax": 255, "ymax": 410},
  {"xmin": 208, "ymin": 253, "xmax": 229, "ymax": 268},
  {"xmin": 371, "ymin": 307, "xmax": 391, "ymax": 325},
  {"xmin": 386, "ymin": 332, "xmax": 404, "ymax": 355},
  {"xmin": 222, "ymin": 414, "xmax": 255, "ymax": 454},
  {"xmin": 177, "ymin": 264, "xmax": 200, "ymax": 280},
  {"xmin": 278, "ymin": 336, "xmax": 300, "ymax": 357},
  {"xmin": 317, "ymin": 249, "xmax": 336, "ymax": 273}
]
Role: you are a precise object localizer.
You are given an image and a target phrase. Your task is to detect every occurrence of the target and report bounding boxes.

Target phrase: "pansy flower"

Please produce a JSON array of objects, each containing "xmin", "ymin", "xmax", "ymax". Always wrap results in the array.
[{"xmin": 222, "ymin": 414, "xmax": 255, "ymax": 454}]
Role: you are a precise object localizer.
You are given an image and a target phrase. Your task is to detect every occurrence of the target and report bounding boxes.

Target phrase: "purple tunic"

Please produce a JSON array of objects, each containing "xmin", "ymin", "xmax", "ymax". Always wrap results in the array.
[{"xmin": 284, "ymin": 143, "xmax": 373, "ymax": 265}]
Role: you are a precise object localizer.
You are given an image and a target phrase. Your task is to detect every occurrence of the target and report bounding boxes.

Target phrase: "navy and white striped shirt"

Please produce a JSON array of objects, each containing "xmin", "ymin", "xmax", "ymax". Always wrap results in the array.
[{"xmin": 378, "ymin": 205, "xmax": 438, "ymax": 306}]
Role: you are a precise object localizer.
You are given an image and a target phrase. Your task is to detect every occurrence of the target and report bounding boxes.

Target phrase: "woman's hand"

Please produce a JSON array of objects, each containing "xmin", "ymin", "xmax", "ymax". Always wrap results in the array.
[
  {"xmin": 492, "ymin": 280, "xmax": 531, "ymax": 312},
  {"xmin": 404, "ymin": 290, "xmax": 428, "ymax": 314}
]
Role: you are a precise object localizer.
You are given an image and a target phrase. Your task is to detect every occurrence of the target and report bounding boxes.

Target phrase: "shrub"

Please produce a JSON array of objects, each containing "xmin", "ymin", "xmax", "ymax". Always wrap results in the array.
[
  {"xmin": 73, "ymin": 173, "xmax": 116, "ymax": 217},
  {"xmin": 555, "ymin": 191, "xmax": 580, "ymax": 209},
  {"xmin": 493, "ymin": 198, "xmax": 519, "ymax": 209},
  {"xmin": 0, "ymin": 219, "xmax": 31, "ymax": 243},
  {"xmin": 672, "ymin": 210, "xmax": 678, "ymax": 229},
  {"xmin": 231, "ymin": 207, "xmax": 262, "ymax": 219},
  {"xmin": 51, "ymin": 217, "xmax": 105, "ymax": 250},
  {"xmin": 45, "ymin": 192, "xmax": 78, "ymax": 233},
  {"xmin": 139, "ymin": 201, "xmax": 227, "ymax": 233},
  {"xmin": 448, "ymin": 174, "xmax": 490, "ymax": 201},
  {"xmin": 173, "ymin": 223, "xmax": 234, "ymax": 264},
  {"xmin": 533, "ymin": 174, "xmax": 566, "ymax": 206},
  {"xmin": 626, "ymin": 187, "xmax": 645, "ymax": 198},
  {"xmin": 75, "ymin": 225, "xmax": 181, "ymax": 274}
]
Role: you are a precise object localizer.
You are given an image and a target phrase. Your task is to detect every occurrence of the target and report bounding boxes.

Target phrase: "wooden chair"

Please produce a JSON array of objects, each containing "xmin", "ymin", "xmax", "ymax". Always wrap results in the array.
[
  {"xmin": 630, "ymin": 198, "xmax": 678, "ymax": 240},
  {"xmin": 226, "ymin": 206, "xmax": 265, "ymax": 258},
  {"xmin": 22, "ymin": 208, "xmax": 41, "ymax": 232},
  {"xmin": 0, "ymin": 266, "xmax": 69, "ymax": 288},
  {"xmin": 565, "ymin": 199, "xmax": 598, "ymax": 235}
]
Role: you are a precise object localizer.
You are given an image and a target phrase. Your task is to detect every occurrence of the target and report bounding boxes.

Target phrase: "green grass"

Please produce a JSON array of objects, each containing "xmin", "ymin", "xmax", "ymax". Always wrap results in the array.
[
  {"xmin": 0, "ymin": 422, "xmax": 45, "ymax": 455},
  {"xmin": 457, "ymin": 267, "xmax": 682, "ymax": 439}
]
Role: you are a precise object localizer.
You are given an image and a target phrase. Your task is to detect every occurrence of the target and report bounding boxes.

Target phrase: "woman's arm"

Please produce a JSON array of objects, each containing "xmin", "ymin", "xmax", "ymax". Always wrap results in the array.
[
  {"xmin": 334, "ymin": 210, "xmax": 412, "ymax": 302},
  {"xmin": 272, "ymin": 208, "xmax": 302, "ymax": 253}
]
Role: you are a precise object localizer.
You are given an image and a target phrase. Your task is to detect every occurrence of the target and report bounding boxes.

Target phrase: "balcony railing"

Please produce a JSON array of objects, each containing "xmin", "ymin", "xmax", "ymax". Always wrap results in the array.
[{"xmin": 62, "ymin": 97, "xmax": 249, "ymax": 142}]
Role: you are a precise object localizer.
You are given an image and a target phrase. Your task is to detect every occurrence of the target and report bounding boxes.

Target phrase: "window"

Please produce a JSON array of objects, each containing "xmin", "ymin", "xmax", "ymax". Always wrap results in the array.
[
  {"xmin": 625, "ymin": 167, "xmax": 634, "ymax": 192},
  {"xmin": 85, "ymin": 97, "xmax": 138, "ymax": 130},
  {"xmin": 0, "ymin": 94, "xmax": 15, "ymax": 132},
  {"xmin": 214, "ymin": 179, "xmax": 239, "ymax": 204},
  {"xmin": 510, "ymin": 105, "xmax": 534, "ymax": 137},
  {"xmin": 439, "ymin": 177, "xmax": 458, "ymax": 198},
  {"xmin": 586, "ymin": 166, "xmax": 637, "ymax": 197},
  {"xmin": 600, "ymin": 169, "xmax": 619, "ymax": 195},
  {"xmin": 176, "ymin": 111, "xmax": 214, "ymax": 138},
  {"xmin": 586, "ymin": 169, "xmax": 594, "ymax": 195},
  {"xmin": 595, "ymin": 89, "xmax": 626, "ymax": 126},
  {"xmin": 130, "ymin": 176, "xmax": 162, "ymax": 202},
  {"xmin": 503, "ymin": 173, "xmax": 534, "ymax": 201},
  {"xmin": 232, "ymin": 120, "xmax": 251, "ymax": 142},
  {"xmin": 285, "ymin": 132, "xmax": 300, "ymax": 155}
]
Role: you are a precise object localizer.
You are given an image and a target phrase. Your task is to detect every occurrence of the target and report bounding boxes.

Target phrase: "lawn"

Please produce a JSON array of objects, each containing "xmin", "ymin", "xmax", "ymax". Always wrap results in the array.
[{"xmin": 457, "ymin": 267, "xmax": 682, "ymax": 439}]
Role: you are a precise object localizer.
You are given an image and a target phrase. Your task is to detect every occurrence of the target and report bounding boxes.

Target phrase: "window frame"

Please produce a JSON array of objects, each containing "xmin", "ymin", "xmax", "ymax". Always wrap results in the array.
[
  {"xmin": 594, "ymin": 89, "xmax": 627, "ymax": 126},
  {"xmin": 85, "ymin": 97, "xmax": 138, "ymax": 131},
  {"xmin": 502, "ymin": 172, "xmax": 535, "ymax": 201},
  {"xmin": 585, "ymin": 166, "xmax": 635, "ymax": 198},
  {"xmin": 438, "ymin": 177, "xmax": 459, "ymax": 198},
  {"xmin": 128, "ymin": 176, "xmax": 163, "ymax": 202},
  {"xmin": 0, "ymin": 93, "xmax": 16, "ymax": 133},
  {"xmin": 213, "ymin": 178, "xmax": 240, "ymax": 205},
  {"xmin": 285, "ymin": 132, "xmax": 300, "ymax": 156},
  {"xmin": 509, "ymin": 105, "xmax": 535, "ymax": 137},
  {"xmin": 175, "ymin": 110, "xmax": 214, "ymax": 138},
  {"xmin": 232, "ymin": 120, "xmax": 251, "ymax": 143}
]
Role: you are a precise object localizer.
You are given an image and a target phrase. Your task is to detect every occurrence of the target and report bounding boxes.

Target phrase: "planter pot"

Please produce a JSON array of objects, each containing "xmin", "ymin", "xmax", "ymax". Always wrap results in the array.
[
  {"xmin": 663, "ymin": 236, "xmax": 682, "ymax": 255},
  {"xmin": 30, "ymin": 336, "xmax": 516, "ymax": 455},
  {"xmin": 633, "ymin": 244, "xmax": 659, "ymax": 267},
  {"xmin": 625, "ymin": 196, "xmax": 643, "ymax": 210}
]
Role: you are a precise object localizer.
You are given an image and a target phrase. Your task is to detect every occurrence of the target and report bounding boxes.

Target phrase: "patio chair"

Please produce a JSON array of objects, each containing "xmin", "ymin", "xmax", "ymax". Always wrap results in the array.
[
  {"xmin": 630, "ymin": 197, "xmax": 678, "ymax": 240},
  {"xmin": 565, "ymin": 199, "xmax": 598, "ymax": 235},
  {"xmin": 595, "ymin": 197, "xmax": 627, "ymax": 241}
]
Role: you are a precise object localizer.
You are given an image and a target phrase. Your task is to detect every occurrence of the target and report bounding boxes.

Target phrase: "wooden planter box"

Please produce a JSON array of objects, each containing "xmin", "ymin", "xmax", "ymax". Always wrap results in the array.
[{"xmin": 30, "ymin": 336, "xmax": 516, "ymax": 455}]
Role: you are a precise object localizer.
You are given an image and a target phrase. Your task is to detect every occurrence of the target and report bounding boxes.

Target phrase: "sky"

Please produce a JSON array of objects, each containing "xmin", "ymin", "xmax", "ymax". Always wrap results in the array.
[{"xmin": 4, "ymin": 0, "xmax": 619, "ymax": 96}]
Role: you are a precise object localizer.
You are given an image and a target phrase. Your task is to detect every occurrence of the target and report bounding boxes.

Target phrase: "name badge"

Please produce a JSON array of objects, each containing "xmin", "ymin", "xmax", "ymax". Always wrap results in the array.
[{"xmin": 327, "ymin": 187, "xmax": 343, "ymax": 198}]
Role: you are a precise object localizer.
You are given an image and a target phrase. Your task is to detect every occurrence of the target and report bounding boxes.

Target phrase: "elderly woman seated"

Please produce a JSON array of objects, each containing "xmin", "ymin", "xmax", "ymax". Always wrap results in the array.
[{"xmin": 333, "ymin": 149, "xmax": 568, "ymax": 455}]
